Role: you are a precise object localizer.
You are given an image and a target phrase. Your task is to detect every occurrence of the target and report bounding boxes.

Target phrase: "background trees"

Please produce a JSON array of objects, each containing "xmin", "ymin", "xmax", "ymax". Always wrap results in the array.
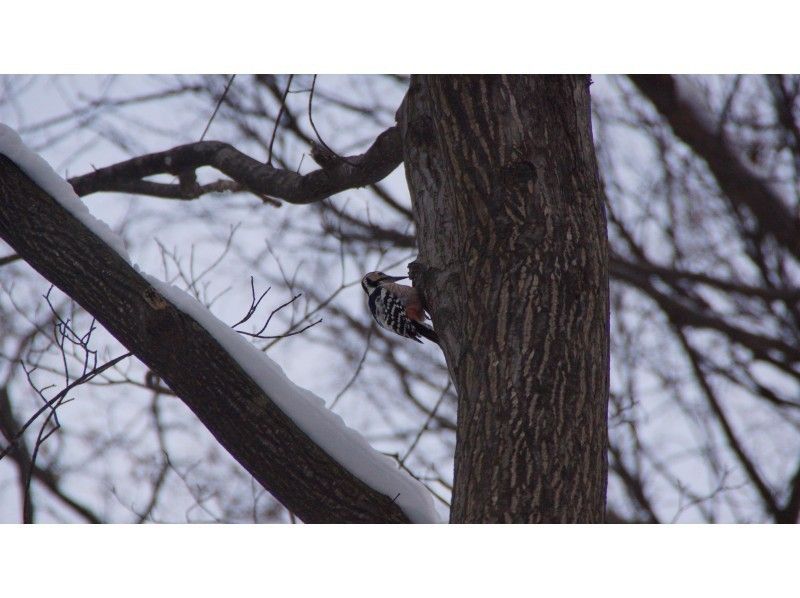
[
  {"xmin": 1, "ymin": 74, "xmax": 799, "ymax": 523},
  {"xmin": 599, "ymin": 75, "xmax": 800, "ymax": 523}
]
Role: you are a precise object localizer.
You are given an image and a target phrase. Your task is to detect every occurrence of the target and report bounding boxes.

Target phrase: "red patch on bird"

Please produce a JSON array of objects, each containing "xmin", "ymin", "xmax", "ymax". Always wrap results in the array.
[{"xmin": 405, "ymin": 305, "xmax": 424, "ymax": 322}]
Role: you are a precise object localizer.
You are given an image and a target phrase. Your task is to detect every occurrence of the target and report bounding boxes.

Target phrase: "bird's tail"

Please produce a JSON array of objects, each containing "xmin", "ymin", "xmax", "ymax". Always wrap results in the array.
[{"xmin": 414, "ymin": 322, "xmax": 439, "ymax": 345}]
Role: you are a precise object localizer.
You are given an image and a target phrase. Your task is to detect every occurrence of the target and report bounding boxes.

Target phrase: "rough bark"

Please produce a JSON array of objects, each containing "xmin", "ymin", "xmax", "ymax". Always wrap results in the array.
[
  {"xmin": 0, "ymin": 155, "xmax": 410, "ymax": 523},
  {"xmin": 399, "ymin": 75, "xmax": 609, "ymax": 523}
]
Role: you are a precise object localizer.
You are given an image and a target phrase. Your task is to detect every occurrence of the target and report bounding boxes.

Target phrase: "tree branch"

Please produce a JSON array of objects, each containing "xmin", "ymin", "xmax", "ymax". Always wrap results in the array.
[
  {"xmin": 68, "ymin": 126, "xmax": 403, "ymax": 204},
  {"xmin": 672, "ymin": 325, "xmax": 782, "ymax": 519},
  {"xmin": 611, "ymin": 253, "xmax": 800, "ymax": 302},
  {"xmin": 778, "ymin": 455, "xmax": 800, "ymax": 523},
  {"xmin": 0, "ymin": 154, "xmax": 411, "ymax": 523},
  {"xmin": 612, "ymin": 255, "xmax": 800, "ymax": 363},
  {"xmin": 0, "ymin": 386, "xmax": 103, "ymax": 523},
  {"xmin": 629, "ymin": 75, "xmax": 800, "ymax": 258}
]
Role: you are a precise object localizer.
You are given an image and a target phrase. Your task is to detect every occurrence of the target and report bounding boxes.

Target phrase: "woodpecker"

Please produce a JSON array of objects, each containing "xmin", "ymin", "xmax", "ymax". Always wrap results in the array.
[{"xmin": 361, "ymin": 271, "xmax": 439, "ymax": 345}]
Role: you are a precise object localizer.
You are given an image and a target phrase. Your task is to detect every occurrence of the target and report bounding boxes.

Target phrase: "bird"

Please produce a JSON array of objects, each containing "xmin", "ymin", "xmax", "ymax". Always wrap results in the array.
[{"xmin": 361, "ymin": 271, "xmax": 439, "ymax": 345}]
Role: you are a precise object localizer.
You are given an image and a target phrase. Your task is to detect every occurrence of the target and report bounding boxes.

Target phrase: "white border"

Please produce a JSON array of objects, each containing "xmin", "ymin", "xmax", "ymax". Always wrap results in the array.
[
  {"xmin": 2, "ymin": 1, "xmax": 799, "ymax": 72},
  {"xmin": 4, "ymin": 525, "xmax": 797, "ymax": 596}
]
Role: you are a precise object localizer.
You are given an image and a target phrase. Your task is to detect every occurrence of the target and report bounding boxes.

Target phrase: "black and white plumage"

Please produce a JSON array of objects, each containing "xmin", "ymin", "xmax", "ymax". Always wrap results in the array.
[{"xmin": 361, "ymin": 271, "xmax": 439, "ymax": 345}]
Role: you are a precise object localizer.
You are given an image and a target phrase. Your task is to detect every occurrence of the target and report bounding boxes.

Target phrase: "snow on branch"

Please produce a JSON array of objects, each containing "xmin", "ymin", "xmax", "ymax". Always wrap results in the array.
[
  {"xmin": 0, "ymin": 125, "xmax": 130, "ymax": 261},
  {"xmin": 148, "ymin": 274, "xmax": 438, "ymax": 523},
  {"xmin": 0, "ymin": 124, "xmax": 438, "ymax": 523}
]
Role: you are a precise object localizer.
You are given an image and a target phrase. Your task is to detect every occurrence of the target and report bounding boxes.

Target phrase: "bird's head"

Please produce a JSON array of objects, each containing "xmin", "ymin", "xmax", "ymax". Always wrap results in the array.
[{"xmin": 361, "ymin": 271, "xmax": 407, "ymax": 294}]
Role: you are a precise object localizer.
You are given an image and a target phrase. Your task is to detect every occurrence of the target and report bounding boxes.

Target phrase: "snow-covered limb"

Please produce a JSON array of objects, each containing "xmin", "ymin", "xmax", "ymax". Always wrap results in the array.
[
  {"xmin": 0, "ymin": 125, "xmax": 130, "ymax": 262},
  {"xmin": 0, "ymin": 124, "xmax": 439, "ymax": 523},
  {"xmin": 149, "ymin": 276, "xmax": 439, "ymax": 523}
]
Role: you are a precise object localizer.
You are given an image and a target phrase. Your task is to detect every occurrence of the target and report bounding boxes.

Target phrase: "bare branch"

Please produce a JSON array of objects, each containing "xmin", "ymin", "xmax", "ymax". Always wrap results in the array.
[
  {"xmin": 0, "ymin": 253, "xmax": 21, "ymax": 266},
  {"xmin": 629, "ymin": 75, "xmax": 800, "ymax": 258},
  {"xmin": 0, "ymin": 153, "xmax": 414, "ymax": 523},
  {"xmin": 267, "ymin": 74, "xmax": 294, "ymax": 166},
  {"xmin": 199, "ymin": 75, "xmax": 236, "ymax": 142},
  {"xmin": 67, "ymin": 125, "xmax": 403, "ymax": 204},
  {"xmin": 672, "ymin": 324, "xmax": 782, "ymax": 519},
  {"xmin": 0, "ymin": 352, "xmax": 132, "ymax": 463}
]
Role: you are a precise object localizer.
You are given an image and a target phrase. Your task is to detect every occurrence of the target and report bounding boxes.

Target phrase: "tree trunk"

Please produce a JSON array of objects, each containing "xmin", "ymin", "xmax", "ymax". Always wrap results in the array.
[{"xmin": 399, "ymin": 75, "xmax": 609, "ymax": 523}]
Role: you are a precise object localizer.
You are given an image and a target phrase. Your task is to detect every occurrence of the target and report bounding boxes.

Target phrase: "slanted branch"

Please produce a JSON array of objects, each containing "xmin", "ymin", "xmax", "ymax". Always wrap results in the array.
[
  {"xmin": 0, "ymin": 153, "xmax": 414, "ymax": 523},
  {"xmin": 68, "ymin": 126, "xmax": 403, "ymax": 205}
]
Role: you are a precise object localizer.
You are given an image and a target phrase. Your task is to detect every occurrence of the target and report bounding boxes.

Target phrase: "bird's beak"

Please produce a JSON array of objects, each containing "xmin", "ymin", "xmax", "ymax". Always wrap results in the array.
[{"xmin": 386, "ymin": 275, "xmax": 407, "ymax": 282}]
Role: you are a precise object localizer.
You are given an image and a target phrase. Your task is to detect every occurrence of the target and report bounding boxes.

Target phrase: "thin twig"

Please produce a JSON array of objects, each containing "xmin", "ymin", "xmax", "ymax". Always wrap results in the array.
[
  {"xmin": 330, "ymin": 328, "xmax": 373, "ymax": 410},
  {"xmin": 0, "ymin": 352, "xmax": 132, "ymax": 463},
  {"xmin": 400, "ymin": 381, "xmax": 451, "ymax": 465},
  {"xmin": 393, "ymin": 456, "xmax": 451, "ymax": 508},
  {"xmin": 233, "ymin": 288, "xmax": 322, "ymax": 341},
  {"xmin": 231, "ymin": 276, "xmax": 271, "ymax": 328},
  {"xmin": 0, "ymin": 253, "xmax": 21, "ymax": 266},
  {"xmin": 24, "ymin": 398, "xmax": 62, "ymax": 522},
  {"xmin": 267, "ymin": 74, "xmax": 294, "ymax": 166},
  {"xmin": 308, "ymin": 74, "xmax": 355, "ymax": 166},
  {"xmin": 199, "ymin": 74, "xmax": 236, "ymax": 142},
  {"xmin": 238, "ymin": 318, "xmax": 322, "ymax": 340},
  {"xmin": 257, "ymin": 293, "xmax": 301, "ymax": 336}
]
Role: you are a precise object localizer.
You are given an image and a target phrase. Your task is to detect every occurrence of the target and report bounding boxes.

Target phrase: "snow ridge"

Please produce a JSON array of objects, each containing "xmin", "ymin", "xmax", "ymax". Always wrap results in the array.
[
  {"xmin": 149, "ymin": 276, "xmax": 440, "ymax": 523},
  {"xmin": 0, "ymin": 124, "xmax": 130, "ymax": 262},
  {"xmin": 0, "ymin": 124, "xmax": 439, "ymax": 523}
]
